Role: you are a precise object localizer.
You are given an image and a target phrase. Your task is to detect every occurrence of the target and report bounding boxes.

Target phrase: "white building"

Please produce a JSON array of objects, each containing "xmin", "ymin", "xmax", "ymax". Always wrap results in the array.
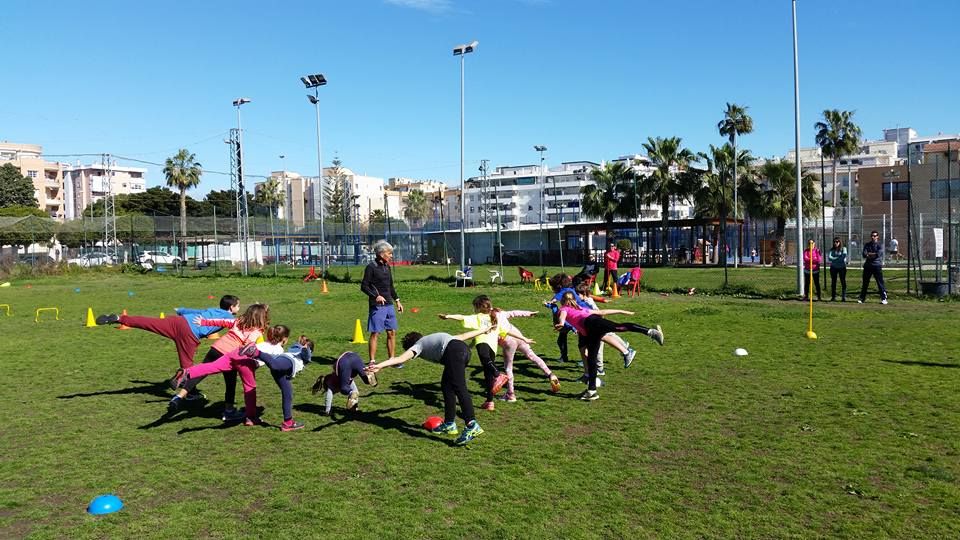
[
  {"xmin": 62, "ymin": 161, "xmax": 146, "ymax": 219},
  {"xmin": 786, "ymin": 139, "xmax": 899, "ymax": 203}
]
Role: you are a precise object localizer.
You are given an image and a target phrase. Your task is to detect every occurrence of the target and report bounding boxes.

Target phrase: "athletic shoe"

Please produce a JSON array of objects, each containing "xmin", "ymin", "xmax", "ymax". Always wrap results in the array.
[
  {"xmin": 857, "ymin": 299, "xmax": 864, "ymax": 304},
  {"xmin": 454, "ymin": 420, "xmax": 484, "ymax": 445},
  {"xmin": 96, "ymin": 314, "xmax": 120, "ymax": 325},
  {"xmin": 881, "ymin": 298, "xmax": 888, "ymax": 305},
  {"xmin": 221, "ymin": 408, "xmax": 245, "ymax": 422},
  {"xmin": 394, "ymin": 363, "xmax": 405, "ymax": 369},
  {"xmin": 347, "ymin": 389, "xmax": 360, "ymax": 411},
  {"xmin": 183, "ymin": 390, "xmax": 206, "ymax": 401},
  {"xmin": 168, "ymin": 369, "xmax": 185, "ymax": 390},
  {"xmin": 431, "ymin": 421, "xmax": 459, "ymax": 435},
  {"xmin": 243, "ymin": 416, "xmax": 263, "ymax": 426},
  {"xmin": 491, "ymin": 373, "xmax": 509, "ymax": 396},
  {"xmin": 239, "ymin": 343, "xmax": 258, "ymax": 357},
  {"xmin": 648, "ymin": 325, "xmax": 664, "ymax": 346},
  {"xmin": 498, "ymin": 392, "xmax": 517, "ymax": 403},
  {"xmin": 167, "ymin": 396, "xmax": 182, "ymax": 413},
  {"xmin": 549, "ymin": 374, "xmax": 561, "ymax": 393},
  {"xmin": 480, "ymin": 400, "xmax": 495, "ymax": 411},
  {"xmin": 281, "ymin": 420, "xmax": 305, "ymax": 432},
  {"xmin": 624, "ymin": 347, "xmax": 638, "ymax": 368},
  {"xmin": 597, "ymin": 368, "xmax": 606, "ymax": 376},
  {"xmin": 367, "ymin": 371, "xmax": 378, "ymax": 387},
  {"xmin": 580, "ymin": 390, "xmax": 599, "ymax": 401}
]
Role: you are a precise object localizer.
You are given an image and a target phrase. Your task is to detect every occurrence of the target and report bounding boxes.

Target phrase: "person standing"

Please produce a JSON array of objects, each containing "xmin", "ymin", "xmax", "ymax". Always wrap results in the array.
[
  {"xmin": 827, "ymin": 237, "xmax": 848, "ymax": 301},
  {"xmin": 802, "ymin": 243, "xmax": 823, "ymax": 301},
  {"xmin": 361, "ymin": 240, "xmax": 404, "ymax": 364},
  {"xmin": 603, "ymin": 242, "xmax": 620, "ymax": 290},
  {"xmin": 858, "ymin": 230, "xmax": 888, "ymax": 305}
]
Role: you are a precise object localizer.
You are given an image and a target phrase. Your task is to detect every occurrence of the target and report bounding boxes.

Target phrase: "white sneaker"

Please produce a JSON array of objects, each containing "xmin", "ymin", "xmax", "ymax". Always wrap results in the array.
[
  {"xmin": 623, "ymin": 348, "xmax": 637, "ymax": 368},
  {"xmin": 648, "ymin": 325, "xmax": 664, "ymax": 346},
  {"xmin": 857, "ymin": 299, "xmax": 864, "ymax": 304},
  {"xmin": 347, "ymin": 390, "xmax": 360, "ymax": 410},
  {"xmin": 881, "ymin": 299, "xmax": 888, "ymax": 305}
]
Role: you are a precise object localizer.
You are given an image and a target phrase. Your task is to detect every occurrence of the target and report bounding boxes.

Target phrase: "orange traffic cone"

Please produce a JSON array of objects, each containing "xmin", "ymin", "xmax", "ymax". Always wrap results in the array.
[
  {"xmin": 350, "ymin": 319, "xmax": 367, "ymax": 344},
  {"xmin": 117, "ymin": 309, "xmax": 131, "ymax": 330},
  {"xmin": 611, "ymin": 283, "xmax": 620, "ymax": 298},
  {"xmin": 321, "ymin": 280, "xmax": 329, "ymax": 294}
]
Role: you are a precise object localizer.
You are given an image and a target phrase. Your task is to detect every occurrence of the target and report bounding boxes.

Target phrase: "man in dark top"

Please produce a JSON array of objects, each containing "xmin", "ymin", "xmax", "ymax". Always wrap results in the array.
[
  {"xmin": 858, "ymin": 230, "xmax": 888, "ymax": 305},
  {"xmin": 360, "ymin": 240, "xmax": 404, "ymax": 363}
]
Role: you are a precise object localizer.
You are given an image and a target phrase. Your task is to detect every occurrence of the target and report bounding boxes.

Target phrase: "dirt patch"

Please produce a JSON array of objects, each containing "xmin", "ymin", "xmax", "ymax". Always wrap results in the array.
[{"xmin": 562, "ymin": 424, "xmax": 594, "ymax": 438}]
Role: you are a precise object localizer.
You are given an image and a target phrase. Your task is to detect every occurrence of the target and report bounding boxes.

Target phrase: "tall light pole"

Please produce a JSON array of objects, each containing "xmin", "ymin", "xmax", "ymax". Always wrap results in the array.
[
  {"xmin": 302, "ymin": 73, "xmax": 327, "ymax": 276},
  {"xmin": 791, "ymin": 0, "xmax": 804, "ymax": 296},
  {"xmin": 453, "ymin": 40, "xmax": 477, "ymax": 271},
  {"xmin": 535, "ymin": 145, "xmax": 547, "ymax": 268},
  {"xmin": 280, "ymin": 154, "xmax": 291, "ymax": 265},
  {"xmin": 232, "ymin": 97, "xmax": 251, "ymax": 275},
  {"xmin": 552, "ymin": 174, "xmax": 565, "ymax": 271}
]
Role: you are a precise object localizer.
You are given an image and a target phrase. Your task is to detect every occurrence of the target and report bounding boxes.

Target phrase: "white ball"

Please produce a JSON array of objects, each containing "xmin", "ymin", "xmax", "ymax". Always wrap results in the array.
[{"xmin": 734, "ymin": 348, "xmax": 749, "ymax": 357}]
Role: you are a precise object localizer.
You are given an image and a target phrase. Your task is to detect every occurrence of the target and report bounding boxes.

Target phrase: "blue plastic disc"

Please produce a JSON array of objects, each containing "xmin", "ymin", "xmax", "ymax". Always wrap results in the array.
[{"xmin": 87, "ymin": 494, "xmax": 123, "ymax": 515}]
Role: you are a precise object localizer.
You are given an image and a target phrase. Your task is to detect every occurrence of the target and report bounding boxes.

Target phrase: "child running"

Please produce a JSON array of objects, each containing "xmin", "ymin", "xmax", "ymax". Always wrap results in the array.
[
  {"xmin": 438, "ymin": 295, "xmax": 510, "ymax": 411},
  {"xmin": 167, "ymin": 303, "xmax": 270, "ymax": 421},
  {"xmin": 556, "ymin": 292, "xmax": 664, "ymax": 401},
  {"xmin": 242, "ymin": 335, "xmax": 314, "ymax": 431},
  {"xmin": 311, "ymin": 351, "xmax": 379, "ymax": 415},
  {"xmin": 490, "ymin": 307, "xmax": 561, "ymax": 401},
  {"xmin": 96, "ymin": 295, "xmax": 240, "ymax": 389},
  {"xmin": 367, "ymin": 326, "xmax": 497, "ymax": 446}
]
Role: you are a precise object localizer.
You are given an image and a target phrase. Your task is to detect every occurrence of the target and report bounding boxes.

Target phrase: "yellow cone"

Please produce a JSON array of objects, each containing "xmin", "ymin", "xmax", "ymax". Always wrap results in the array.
[
  {"xmin": 85, "ymin": 307, "xmax": 97, "ymax": 327},
  {"xmin": 159, "ymin": 312, "xmax": 165, "ymax": 319},
  {"xmin": 592, "ymin": 281, "xmax": 601, "ymax": 296},
  {"xmin": 612, "ymin": 283, "xmax": 620, "ymax": 298},
  {"xmin": 351, "ymin": 319, "xmax": 367, "ymax": 344},
  {"xmin": 321, "ymin": 280, "xmax": 329, "ymax": 294}
]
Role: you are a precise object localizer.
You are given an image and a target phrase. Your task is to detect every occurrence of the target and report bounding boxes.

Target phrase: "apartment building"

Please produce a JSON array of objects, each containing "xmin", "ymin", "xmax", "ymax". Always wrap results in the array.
[
  {"xmin": 0, "ymin": 142, "xmax": 66, "ymax": 219},
  {"xmin": 62, "ymin": 162, "xmax": 147, "ymax": 219}
]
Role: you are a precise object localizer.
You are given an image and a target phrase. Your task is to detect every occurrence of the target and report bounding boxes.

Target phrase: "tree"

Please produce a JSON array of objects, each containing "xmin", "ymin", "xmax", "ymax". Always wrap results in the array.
[
  {"xmin": 0, "ymin": 205, "xmax": 47, "ymax": 217},
  {"xmin": 639, "ymin": 136, "xmax": 698, "ymax": 265},
  {"xmin": 325, "ymin": 157, "xmax": 349, "ymax": 221},
  {"xmin": 403, "ymin": 189, "xmax": 429, "ymax": 227},
  {"xmin": 579, "ymin": 161, "xmax": 635, "ymax": 242},
  {"xmin": 718, "ymin": 103, "xmax": 754, "ymax": 264},
  {"xmin": 696, "ymin": 144, "xmax": 754, "ymax": 264},
  {"xmin": 0, "ymin": 163, "xmax": 38, "ymax": 208},
  {"xmin": 815, "ymin": 109, "xmax": 862, "ymax": 207},
  {"xmin": 742, "ymin": 160, "xmax": 820, "ymax": 267},
  {"xmin": 255, "ymin": 177, "xmax": 283, "ymax": 267},
  {"xmin": 163, "ymin": 149, "xmax": 202, "ymax": 257},
  {"xmin": 204, "ymin": 190, "xmax": 239, "ymax": 217},
  {"xmin": 369, "ymin": 209, "xmax": 387, "ymax": 223}
]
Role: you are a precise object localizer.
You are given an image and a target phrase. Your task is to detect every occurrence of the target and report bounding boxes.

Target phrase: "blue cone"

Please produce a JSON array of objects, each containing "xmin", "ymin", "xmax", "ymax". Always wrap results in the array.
[{"xmin": 87, "ymin": 494, "xmax": 123, "ymax": 515}]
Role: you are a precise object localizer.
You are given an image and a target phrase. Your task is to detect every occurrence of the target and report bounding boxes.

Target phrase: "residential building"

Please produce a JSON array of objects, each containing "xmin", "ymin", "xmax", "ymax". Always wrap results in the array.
[
  {"xmin": 0, "ymin": 142, "xmax": 66, "ymax": 219},
  {"xmin": 62, "ymin": 162, "xmax": 147, "ymax": 219},
  {"xmin": 883, "ymin": 127, "xmax": 960, "ymax": 162},
  {"xmin": 786, "ymin": 139, "xmax": 899, "ymax": 204}
]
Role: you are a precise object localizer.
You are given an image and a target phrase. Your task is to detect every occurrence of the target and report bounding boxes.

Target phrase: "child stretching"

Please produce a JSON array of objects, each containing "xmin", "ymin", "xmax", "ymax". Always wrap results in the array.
[
  {"xmin": 490, "ymin": 308, "xmax": 561, "ymax": 401},
  {"xmin": 575, "ymin": 280, "xmax": 632, "ymax": 377},
  {"xmin": 438, "ymin": 295, "xmax": 510, "ymax": 411},
  {"xmin": 167, "ymin": 303, "xmax": 269, "ymax": 421},
  {"xmin": 243, "ymin": 335, "xmax": 314, "ymax": 431},
  {"xmin": 556, "ymin": 292, "xmax": 664, "ymax": 401},
  {"xmin": 311, "ymin": 351, "xmax": 378, "ymax": 415},
  {"xmin": 367, "ymin": 326, "xmax": 497, "ymax": 446},
  {"xmin": 96, "ymin": 295, "xmax": 240, "ymax": 390}
]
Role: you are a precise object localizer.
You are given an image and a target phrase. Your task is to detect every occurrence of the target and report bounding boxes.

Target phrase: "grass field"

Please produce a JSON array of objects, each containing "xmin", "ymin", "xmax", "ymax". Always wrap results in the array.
[{"xmin": 0, "ymin": 268, "xmax": 958, "ymax": 539}]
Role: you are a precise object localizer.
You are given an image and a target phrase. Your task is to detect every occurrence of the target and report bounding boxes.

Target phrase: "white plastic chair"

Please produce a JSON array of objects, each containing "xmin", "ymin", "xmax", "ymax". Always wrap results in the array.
[
  {"xmin": 488, "ymin": 269, "xmax": 502, "ymax": 284},
  {"xmin": 455, "ymin": 270, "xmax": 474, "ymax": 287}
]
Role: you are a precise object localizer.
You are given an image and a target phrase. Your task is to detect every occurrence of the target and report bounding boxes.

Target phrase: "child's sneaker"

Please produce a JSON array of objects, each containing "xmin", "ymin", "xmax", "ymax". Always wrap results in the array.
[
  {"xmin": 549, "ymin": 374, "xmax": 561, "ymax": 393},
  {"xmin": 96, "ymin": 313, "xmax": 120, "ymax": 325},
  {"xmin": 491, "ymin": 373, "xmax": 509, "ymax": 396},
  {"xmin": 597, "ymin": 368, "xmax": 606, "ymax": 376},
  {"xmin": 648, "ymin": 325, "xmax": 664, "ymax": 346},
  {"xmin": 243, "ymin": 416, "xmax": 263, "ymax": 426},
  {"xmin": 184, "ymin": 389, "xmax": 205, "ymax": 401},
  {"xmin": 480, "ymin": 400, "xmax": 495, "ymax": 411},
  {"xmin": 455, "ymin": 420, "xmax": 484, "ymax": 445},
  {"xmin": 221, "ymin": 408, "xmax": 244, "ymax": 422},
  {"xmin": 167, "ymin": 396, "xmax": 182, "ymax": 413},
  {"xmin": 281, "ymin": 420, "xmax": 305, "ymax": 432},
  {"xmin": 623, "ymin": 347, "xmax": 637, "ymax": 368},
  {"xmin": 431, "ymin": 421, "xmax": 459, "ymax": 435},
  {"xmin": 367, "ymin": 370, "xmax": 378, "ymax": 387},
  {"xmin": 580, "ymin": 389, "xmax": 600, "ymax": 401},
  {"xmin": 498, "ymin": 392, "xmax": 517, "ymax": 403},
  {"xmin": 347, "ymin": 389, "xmax": 360, "ymax": 411},
  {"xmin": 168, "ymin": 368, "xmax": 185, "ymax": 390}
]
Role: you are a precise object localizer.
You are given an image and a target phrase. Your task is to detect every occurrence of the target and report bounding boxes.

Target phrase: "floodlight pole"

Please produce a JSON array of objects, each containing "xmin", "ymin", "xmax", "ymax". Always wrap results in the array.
[
  {"xmin": 302, "ymin": 73, "xmax": 328, "ymax": 276},
  {"xmin": 453, "ymin": 40, "xmax": 477, "ymax": 272},
  {"xmin": 233, "ymin": 98, "xmax": 251, "ymax": 275},
  {"xmin": 791, "ymin": 0, "xmax": 804, "ymax": 296},
  {"xmin": 535, "ymin": 145, "xmax": 547, "ymax": 269}
]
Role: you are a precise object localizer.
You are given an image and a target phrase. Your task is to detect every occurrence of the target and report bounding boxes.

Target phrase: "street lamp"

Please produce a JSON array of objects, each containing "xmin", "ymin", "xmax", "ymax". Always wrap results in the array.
[
  {"xmin": 534, "ymin": 145, "xmax": 547, "ymax": 268},
  {"xmin": 232, "ymin": 97, "xmax": 251, "ymax": 275},
  {"xmin": 551, "ymin": 174, "xmax": 565, "ymax": 272},
  {"xmin": 302, "ymin": 73, "xmax": 328, "ymax": 277},
  {"xmin": 453, "ymin": 40, "xmax": 477, "ymax": 272}
]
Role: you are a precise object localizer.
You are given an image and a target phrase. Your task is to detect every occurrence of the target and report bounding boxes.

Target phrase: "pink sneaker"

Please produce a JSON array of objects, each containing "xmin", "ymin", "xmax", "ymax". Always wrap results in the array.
[
  {"xmin": 243, "ymin": 416, "xmax": 263, "ymax": 426},
  {"xmin": 480, "ymin": 400, "xmax": 495, "ymax": 411},
  {"xmin": 491, "ymin": 373, "xmax": 509, "ymax": 396},
  {"xmin": 501, "ymin": 393, "xmax": 517, "ymax": 403}
]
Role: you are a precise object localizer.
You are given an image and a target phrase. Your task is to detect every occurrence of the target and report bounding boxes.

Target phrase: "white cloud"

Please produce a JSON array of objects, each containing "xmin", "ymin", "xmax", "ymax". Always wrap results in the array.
[{"xmin": 384, "ymin": 0, "xmax": 453, "ymax": 13}]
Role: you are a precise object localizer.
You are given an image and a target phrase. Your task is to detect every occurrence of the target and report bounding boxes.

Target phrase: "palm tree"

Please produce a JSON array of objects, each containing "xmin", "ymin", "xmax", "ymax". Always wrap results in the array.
[
  {"xmin": 718, "ymin": 103, "xmax": 754, "ymax": 265},
  {"xmin": 639, "ymin": 136, "xmax": 698, "ymax": 265},
  {"xmin": 814, "ymin": 109, "xmax": 862, "ymax": 207},
  {"xmin": 580, "ymin": 161, "xmax": 635, "ymax": 243},
  {"xmin": 742, "ymin": 160, "xmax": 820, "ymax": 267},
  {"xmin": 163, "ymin": 149, "xmax": 202, "ymax": 259},
  {"xmin": 255, "ymin": 177, "xmax": 283, "ymax": 271},
  {"xmin": 403, "ymin": 189, "xmax": 429, "ymax": 227},
  {"xmin": 696, "ymin": 144, "xmax": 754, "ymax": 265}
]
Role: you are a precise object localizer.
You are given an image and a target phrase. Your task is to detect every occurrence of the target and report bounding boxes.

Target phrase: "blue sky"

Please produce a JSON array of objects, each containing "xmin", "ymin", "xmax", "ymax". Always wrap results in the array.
[{"xmin": 2, "ymin": 0, "xmax": 958, "ymax": 195}]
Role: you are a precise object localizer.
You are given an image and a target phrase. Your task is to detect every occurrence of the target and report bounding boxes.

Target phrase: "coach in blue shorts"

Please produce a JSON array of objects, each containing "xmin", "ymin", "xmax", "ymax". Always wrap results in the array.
[{"xmin": 361, "ymin": 240, "xmax": 404, "ymax": 364}]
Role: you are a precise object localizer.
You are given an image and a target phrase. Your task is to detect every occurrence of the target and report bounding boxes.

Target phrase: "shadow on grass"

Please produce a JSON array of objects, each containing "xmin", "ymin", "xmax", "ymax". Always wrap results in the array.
[
  {"xmin": 138, "ymin": 404, "xmax": 263, "ymax": 431},
  {"xmin": 294, "ymin": 403, "xmax": 450, "ymax": 444},
  {"xmin": 368, "ymin": 380, "xmax": 444, "ymax": 408},
  {"xmin": 881, "ymin": 359, "xmax": 959, "ymax": 369},
  {"xmin": 57, "ymin": 379, "xmax": 171, "ymax": 401}
]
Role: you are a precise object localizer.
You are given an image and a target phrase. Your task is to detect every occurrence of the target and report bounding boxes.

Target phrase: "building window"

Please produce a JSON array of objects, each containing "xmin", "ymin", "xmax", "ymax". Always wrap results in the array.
[
  {"xmin": 27, "ymin": 170, "xmax": 38, "ymax": 178},
  {"xmin": 930, "ymin": 179, "xmax": 960, "ymax": 200},
  {"xmin": 880, "ymin": 181, "xmax": 909, "ymax": 201}
]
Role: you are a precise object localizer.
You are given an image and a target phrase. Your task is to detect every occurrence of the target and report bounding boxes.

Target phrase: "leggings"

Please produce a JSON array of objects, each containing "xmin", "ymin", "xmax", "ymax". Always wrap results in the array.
[
  {"xmin": 183, "ymin": 347, "xmax": 239, "ymax": 409},
  {"xmin": 258, "ymin": 352, "xmax": 295, "ymax": 422},
  {"xmin": 440, "ymin": 340, "xmax": 475, "ymax": 424},
  {"xmin": 804, "ymin": 271, "xmax": 822, "ymax": 298},
  {"xmin": 582, "ymin": 316, "xmax": 649, "ymax": 391},
  {"xmin": 556, "ymin": 326, "xmax": 571, "ymax": 361},
  {"xmin": 475, "ymin": 343, "xmax": 499, "ymax": 401},
  {"xmin": 185, "ymin": 348, "xmax": 258, "ymax": 418},
  {"xmin": 499, "ymin": 336, "xmax": 551, "ymax": 395},
  {"xmin": 120, "ymin": 314, "xmax": 200, "ymax": 370},
  {"xmin": 830, "ymin": 267, "xmax": 847, "ymax": 299}
]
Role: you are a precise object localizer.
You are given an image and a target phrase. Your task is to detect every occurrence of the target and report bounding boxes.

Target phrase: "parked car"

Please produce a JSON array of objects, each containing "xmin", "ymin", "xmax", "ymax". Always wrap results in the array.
[
  {"xmin": 138, "ymin": 250, "xmax": 181, "ymax": 266},
  {"xmin": 67, "ymin": 252, "xmax": 114, "ymax": 267},
  {"xmin": 16, "ymin": 253, "xmax": 56, "ymax": 266},
  {"xmin": 412, "ymin": 253, "xmax": 439, "ymax": 265}
]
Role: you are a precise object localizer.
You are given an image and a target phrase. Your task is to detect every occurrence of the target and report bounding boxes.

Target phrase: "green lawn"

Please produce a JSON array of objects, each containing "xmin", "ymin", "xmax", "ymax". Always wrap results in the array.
[{"xmin": 0, "ymin": 270, "xmax": 957, "ymax": 539}]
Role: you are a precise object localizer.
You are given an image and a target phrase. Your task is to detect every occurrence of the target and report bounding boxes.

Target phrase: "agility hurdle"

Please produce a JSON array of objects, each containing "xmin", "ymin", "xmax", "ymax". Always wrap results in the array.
[
  {"xmin": 35, "ymin": 307, "xmax": 60, "ymax": 322},
  {"xmin": 0, "ymin": 304, "xmax": 10, "ymax": 316}
]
